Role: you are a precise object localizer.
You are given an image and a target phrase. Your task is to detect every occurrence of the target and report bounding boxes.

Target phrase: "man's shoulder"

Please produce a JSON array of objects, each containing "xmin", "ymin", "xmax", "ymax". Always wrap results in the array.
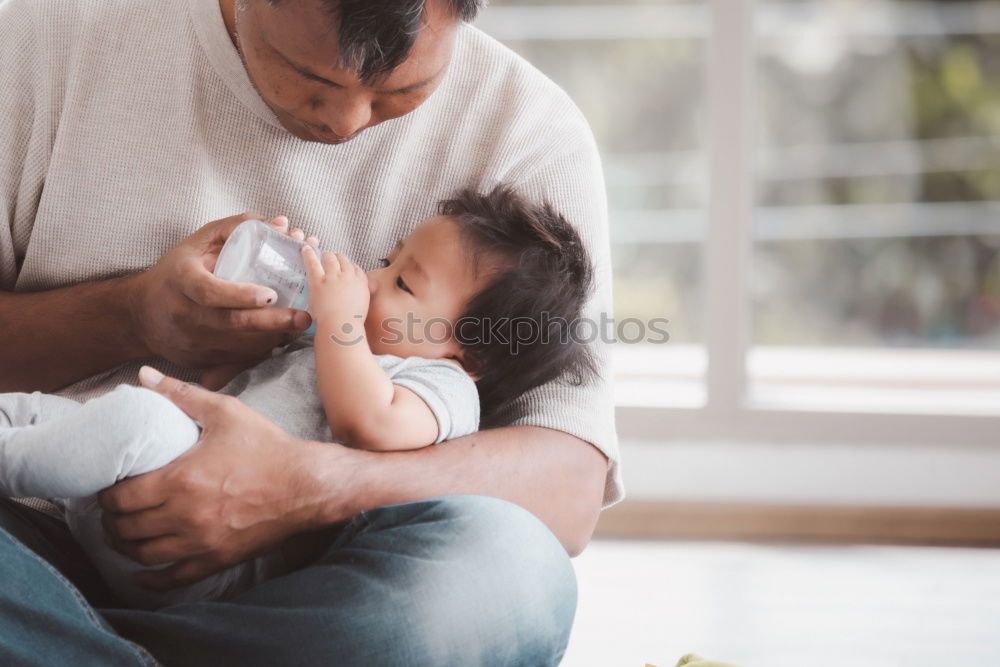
[
  {"xmin": 7, "ymin": 0, "xmax": 186, "ymax": 44},
  {"xmin": 428, "ymin": 23, "xmax": 596, "ymax": 177},
  {"xmin": 451, "ymin": 24, "xmax": 592, "ymax": 139},
  {"xmin": 455, "ymin": 25, "xmax": 552, "ymax": 89}
]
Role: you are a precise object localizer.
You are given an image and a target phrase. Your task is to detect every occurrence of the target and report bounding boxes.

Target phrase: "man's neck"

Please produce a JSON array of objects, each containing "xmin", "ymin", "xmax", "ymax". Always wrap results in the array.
[{"xmin": 219, "ymin": 0, "xmax": 238, "ymax": 46}]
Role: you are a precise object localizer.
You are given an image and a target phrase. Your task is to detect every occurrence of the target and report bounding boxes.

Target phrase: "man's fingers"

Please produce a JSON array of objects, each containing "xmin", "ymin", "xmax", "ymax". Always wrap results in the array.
[
  {"xmin": 137, "ymin": 366, "xmax": 225, "ymax": 426},
  {"xmin": 97, "ymin": 473, "xmax": 166, "ymax": 515},
  {"xmin": 102, "ymin": 504, "xmax": 177, "ymax": 542},
  {"xmin": 134, "ymin": 557, "xmax": 220, "ymax": 591},
  {"xmin": 206, "ymin": 306, "xmax": 312, "ymax": 334},
  {"xmin": 182, "ymin": 270, "xmax": 277, "ymax": 309},
  {"xmin": 109, "ymin": 534, "xmax": 191, "ymax": 568},
  {"xmin": 201, "ymin": 211, "xmax": 265, "ymax": 248},
  {"xmin": 270, "ymin": 217, "xmax": 319, "ymax": 246}
]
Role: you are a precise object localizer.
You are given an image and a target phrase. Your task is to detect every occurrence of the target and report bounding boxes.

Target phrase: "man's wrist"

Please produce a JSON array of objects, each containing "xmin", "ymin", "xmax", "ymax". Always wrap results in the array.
[
  {"xmin": 117, "ymin": 270, "xmax": 152, "ymax": 359},
  {"xmin": 289, "ymin": 438, "xmax": 384, "ymax": 529}
]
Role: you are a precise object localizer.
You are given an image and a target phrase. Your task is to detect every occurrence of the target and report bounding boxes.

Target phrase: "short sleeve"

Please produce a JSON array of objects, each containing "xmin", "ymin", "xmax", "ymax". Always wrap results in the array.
[{"xmin": 377, "ymin": 355, "xmax": 481, "ymax": 444}]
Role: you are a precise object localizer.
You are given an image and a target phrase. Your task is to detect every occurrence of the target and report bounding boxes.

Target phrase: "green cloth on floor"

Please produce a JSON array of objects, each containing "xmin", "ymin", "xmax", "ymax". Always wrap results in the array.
[{"xmin": 675, "ymin": 653, "xmax": 739, "ymax": 667}]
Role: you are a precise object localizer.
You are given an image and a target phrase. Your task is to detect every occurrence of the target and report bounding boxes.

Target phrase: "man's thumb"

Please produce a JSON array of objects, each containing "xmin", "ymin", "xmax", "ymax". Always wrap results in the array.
[
  {"xmin": 138, "ymin": 365, "xmax": 214, "ymax": 423},
  {"xmin": 139, "ymin": 365, "xmax": 166, "ymax": 387}
]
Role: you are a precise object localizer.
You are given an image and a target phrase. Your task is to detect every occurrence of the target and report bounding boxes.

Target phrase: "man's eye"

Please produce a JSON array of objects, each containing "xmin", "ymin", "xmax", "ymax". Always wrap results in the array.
[
  {"xmin": 396, "ymin": 276, "xmax": 413, "ymax": 295},
  {"xmin": 378, "ymin": 258, "xmax": 390, "ymax": 268}
]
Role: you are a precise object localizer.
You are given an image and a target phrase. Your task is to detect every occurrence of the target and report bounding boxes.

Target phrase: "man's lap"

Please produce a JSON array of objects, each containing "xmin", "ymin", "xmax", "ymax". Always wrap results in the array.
[
  {"xmin": 0, "ymin": 497, "xmax": 123, "ymax": 607},
  {"xmin": 0, "ymin": 498, "xmax": 157, "ymax": 666},
  {"xmin": 0, "ymin": 495, "xmax": 577, "ymax": 666}
]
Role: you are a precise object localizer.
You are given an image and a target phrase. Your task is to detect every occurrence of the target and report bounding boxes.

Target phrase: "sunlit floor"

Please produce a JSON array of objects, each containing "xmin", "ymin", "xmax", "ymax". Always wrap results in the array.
[{"xmin": 563, "ymin": 539, "xmax": 1000, "ymax": 667}]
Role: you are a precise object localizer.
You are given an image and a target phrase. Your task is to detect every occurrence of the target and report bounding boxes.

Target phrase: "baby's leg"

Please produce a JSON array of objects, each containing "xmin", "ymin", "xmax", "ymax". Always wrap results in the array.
[
  {"xmin": 0, "ymin": 385, "xmax": 285, "ymax": 608},
  {"xmin": 65, "ymin": 494, "xmax": 287, "ymax": 610},
  {"xmin": 0, "ymin": 385, "xmax": 200, "ymax": 498}
]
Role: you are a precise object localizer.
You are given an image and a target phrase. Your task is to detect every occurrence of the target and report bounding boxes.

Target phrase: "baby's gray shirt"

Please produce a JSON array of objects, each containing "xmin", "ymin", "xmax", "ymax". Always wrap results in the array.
[{"xmin": 218, "ymin": 336, "xmax": 481, "ymax": 444}]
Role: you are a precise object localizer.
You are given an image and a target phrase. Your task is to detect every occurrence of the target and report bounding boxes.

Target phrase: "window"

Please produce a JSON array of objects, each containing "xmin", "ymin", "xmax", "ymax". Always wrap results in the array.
[
  {"xmin": 482, "ymin": 0, "xmax": 710, "ymax": 407},
  {"xmin": 480, "ymin": 0, "xmax": 1000, "ymax": 451},
  {"xmin": 751, "ymin": 0, "xmax": 1000, "ymax": 415}
]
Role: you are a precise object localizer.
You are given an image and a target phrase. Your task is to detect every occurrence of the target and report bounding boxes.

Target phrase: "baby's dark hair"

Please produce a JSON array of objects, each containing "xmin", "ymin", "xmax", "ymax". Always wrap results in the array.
[{"xmin": 440, "ymin": 185, "xmax": 599, "ymax": 427}]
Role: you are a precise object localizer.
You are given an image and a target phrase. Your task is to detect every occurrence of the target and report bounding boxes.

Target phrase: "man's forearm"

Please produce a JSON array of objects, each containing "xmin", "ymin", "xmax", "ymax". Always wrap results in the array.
[
  {"xmin": 302, "ymin": 425, "xmax": 609, "ymax": 556},
  {"xmin": 0, "ymin": 275, "xmax": 147, "ymax": 392}
]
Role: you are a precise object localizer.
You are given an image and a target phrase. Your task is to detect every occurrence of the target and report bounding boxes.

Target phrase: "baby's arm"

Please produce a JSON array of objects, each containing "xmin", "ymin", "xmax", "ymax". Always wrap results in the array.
[
  {"xmin": 301, "ymin": 247, "xmax": 439, "ymax": 451},
  {"xmin": 315, "ymin": 339, "xmax": 440, "ymax": 451}
]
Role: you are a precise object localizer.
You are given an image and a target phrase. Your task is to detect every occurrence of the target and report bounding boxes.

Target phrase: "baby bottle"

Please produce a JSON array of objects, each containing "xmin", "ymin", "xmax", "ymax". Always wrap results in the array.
[{"xmin": 214, "ymin": 219, "xmax": 317, "ymax": 333}]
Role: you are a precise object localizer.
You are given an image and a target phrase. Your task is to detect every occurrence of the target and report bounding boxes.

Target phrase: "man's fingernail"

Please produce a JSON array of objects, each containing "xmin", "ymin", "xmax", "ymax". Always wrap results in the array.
[
  {"xmin": 258, "ymin": 289, "xmax": 277, "ymax": 307},
  {"xmin": 294, "ymin": 311, "xmax": 313, "ymax": 330},
  {"xmin": 139, "ymin": 366, "xmax": 165, "ymax": 387}
]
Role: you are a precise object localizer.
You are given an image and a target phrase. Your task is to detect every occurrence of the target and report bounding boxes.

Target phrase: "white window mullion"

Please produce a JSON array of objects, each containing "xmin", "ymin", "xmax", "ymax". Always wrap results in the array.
[{"xmin": 704, "ymin": 0, "xmax": 756, "ymax": 417}]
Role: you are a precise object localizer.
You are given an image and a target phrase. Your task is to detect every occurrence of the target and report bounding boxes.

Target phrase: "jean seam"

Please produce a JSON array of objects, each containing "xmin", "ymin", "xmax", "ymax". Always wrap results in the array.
[
  {"xmin": 4, "ymin": 532, "xmax": 161, "ymax": 666},
  {"xmin": 324, "ymin": 511, "xmax": 373, "ymax": 553}
]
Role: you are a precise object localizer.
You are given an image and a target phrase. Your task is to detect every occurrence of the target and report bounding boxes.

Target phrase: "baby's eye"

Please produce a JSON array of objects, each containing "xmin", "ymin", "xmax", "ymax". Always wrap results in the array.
[
  {"xmin": 396, "ymin": 276, "xmax": 413, "ymax": 295},
  {"xmin": 377, "ymin": 257, "xmax": 390, "ymax": 268}
]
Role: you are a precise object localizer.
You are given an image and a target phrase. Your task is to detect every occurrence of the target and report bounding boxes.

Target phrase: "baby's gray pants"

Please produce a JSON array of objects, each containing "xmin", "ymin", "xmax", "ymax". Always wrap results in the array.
[{"xmin": 0, "ymin": 384, "xmax": 284, "ymax": 609}]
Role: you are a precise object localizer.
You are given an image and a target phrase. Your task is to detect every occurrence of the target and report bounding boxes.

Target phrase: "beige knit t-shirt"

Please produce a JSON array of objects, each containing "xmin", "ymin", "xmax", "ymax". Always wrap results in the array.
[{"xmin": 0, "ymin": 0, "xmax": 623, "ymax": 506}]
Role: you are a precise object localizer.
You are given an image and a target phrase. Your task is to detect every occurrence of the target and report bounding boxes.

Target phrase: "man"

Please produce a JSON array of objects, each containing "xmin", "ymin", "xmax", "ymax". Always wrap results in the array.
[{"xmin": 0, "ymin": 0, "xmax": 622, "ymax": 663}]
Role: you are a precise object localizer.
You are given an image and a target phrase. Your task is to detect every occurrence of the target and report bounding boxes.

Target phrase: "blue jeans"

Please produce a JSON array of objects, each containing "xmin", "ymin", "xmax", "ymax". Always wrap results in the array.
[{"xmin": 0, "ymin": 495, "xmax": 577, "ymax": 666}]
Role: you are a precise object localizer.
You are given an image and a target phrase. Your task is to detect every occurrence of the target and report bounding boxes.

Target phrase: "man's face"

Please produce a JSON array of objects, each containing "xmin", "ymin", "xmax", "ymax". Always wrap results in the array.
[{"xmin": 230, "ymin": 0, "xmax": 460, "ymax": 144}]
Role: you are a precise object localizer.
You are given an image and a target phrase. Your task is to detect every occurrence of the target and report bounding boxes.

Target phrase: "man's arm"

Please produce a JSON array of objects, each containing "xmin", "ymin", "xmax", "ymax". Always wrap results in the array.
[
  {"xmin": 0, "ymin": 276, "xmax": 145, "ymax": 393},
  {"xmin": 331, "ymin": 426, "xmax": 609, "ymax": 555},
  {"xmin": 98, "ymin": 369, "xmax": 608, "ymax": 592},
  {"xmin": 0, "ymin": 214, "xmax": 313, "ymax": 393}
]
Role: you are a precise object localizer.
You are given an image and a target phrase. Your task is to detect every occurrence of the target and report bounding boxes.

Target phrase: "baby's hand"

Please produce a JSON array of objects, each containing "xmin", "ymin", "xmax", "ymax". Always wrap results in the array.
[{"xmin": 301, "ymin": 246, "xmax": 370, "ymax": 331}]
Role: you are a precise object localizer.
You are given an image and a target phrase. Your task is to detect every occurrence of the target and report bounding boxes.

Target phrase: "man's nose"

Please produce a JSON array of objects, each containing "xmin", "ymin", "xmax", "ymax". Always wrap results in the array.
[{"xmin": 325, "ymin": 93, "xmax": 373, "ymax": 139}]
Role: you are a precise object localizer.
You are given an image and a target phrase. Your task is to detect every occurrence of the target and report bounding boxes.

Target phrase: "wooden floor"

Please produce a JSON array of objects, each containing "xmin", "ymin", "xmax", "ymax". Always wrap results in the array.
[{"xmin": 562, "ymin": 539, "xmax": 1000, "ymax": 667}]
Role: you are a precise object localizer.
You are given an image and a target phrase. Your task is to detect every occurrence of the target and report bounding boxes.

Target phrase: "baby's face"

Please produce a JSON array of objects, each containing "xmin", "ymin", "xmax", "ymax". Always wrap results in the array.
[{"xmin": 364, "ymin": 215, "xmax": 493, "ymax": 374}]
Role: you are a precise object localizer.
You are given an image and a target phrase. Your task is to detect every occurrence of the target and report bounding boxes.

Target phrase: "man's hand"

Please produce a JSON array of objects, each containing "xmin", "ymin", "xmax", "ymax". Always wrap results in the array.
[
  {"xmin": 128, "ymin": 212, "xmax": 317, "ymax": 369},
  {"xmin": 198, "ymin": 360, "xmax": 256, "ymax": 391},
  {"xmin": 97, "ymin": 366, "xmax": 361, "ymax": 591}
]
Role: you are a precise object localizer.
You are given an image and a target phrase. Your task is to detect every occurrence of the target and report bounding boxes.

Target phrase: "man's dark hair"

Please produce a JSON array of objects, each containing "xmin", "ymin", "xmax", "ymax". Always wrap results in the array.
[
  {"xmin": 440, "ymin": 186, "xmax": 599, "ymax": 428},
  {"xmin": 267, "ymin": 0, "xmax": 486, "ymax": 83}
]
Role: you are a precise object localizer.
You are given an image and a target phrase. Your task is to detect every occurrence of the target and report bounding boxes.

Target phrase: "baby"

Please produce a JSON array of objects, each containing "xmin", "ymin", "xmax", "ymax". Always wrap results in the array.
[{"xmin": 0, "ymin": 185, "xmax": 597, "ymax": 609}]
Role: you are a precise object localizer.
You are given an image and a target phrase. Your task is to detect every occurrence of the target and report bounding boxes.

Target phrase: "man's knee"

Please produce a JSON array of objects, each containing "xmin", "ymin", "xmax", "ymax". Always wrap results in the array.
[{"xmin": 348, "ymin": 495, "xmax": 578, "ymax": 664}]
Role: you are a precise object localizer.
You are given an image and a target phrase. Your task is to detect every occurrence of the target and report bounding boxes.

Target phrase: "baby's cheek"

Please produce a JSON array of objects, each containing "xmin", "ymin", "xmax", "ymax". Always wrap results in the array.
[{"xmin": 365, "ymin": 311, "xmax": 395, "ymax": 352}]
